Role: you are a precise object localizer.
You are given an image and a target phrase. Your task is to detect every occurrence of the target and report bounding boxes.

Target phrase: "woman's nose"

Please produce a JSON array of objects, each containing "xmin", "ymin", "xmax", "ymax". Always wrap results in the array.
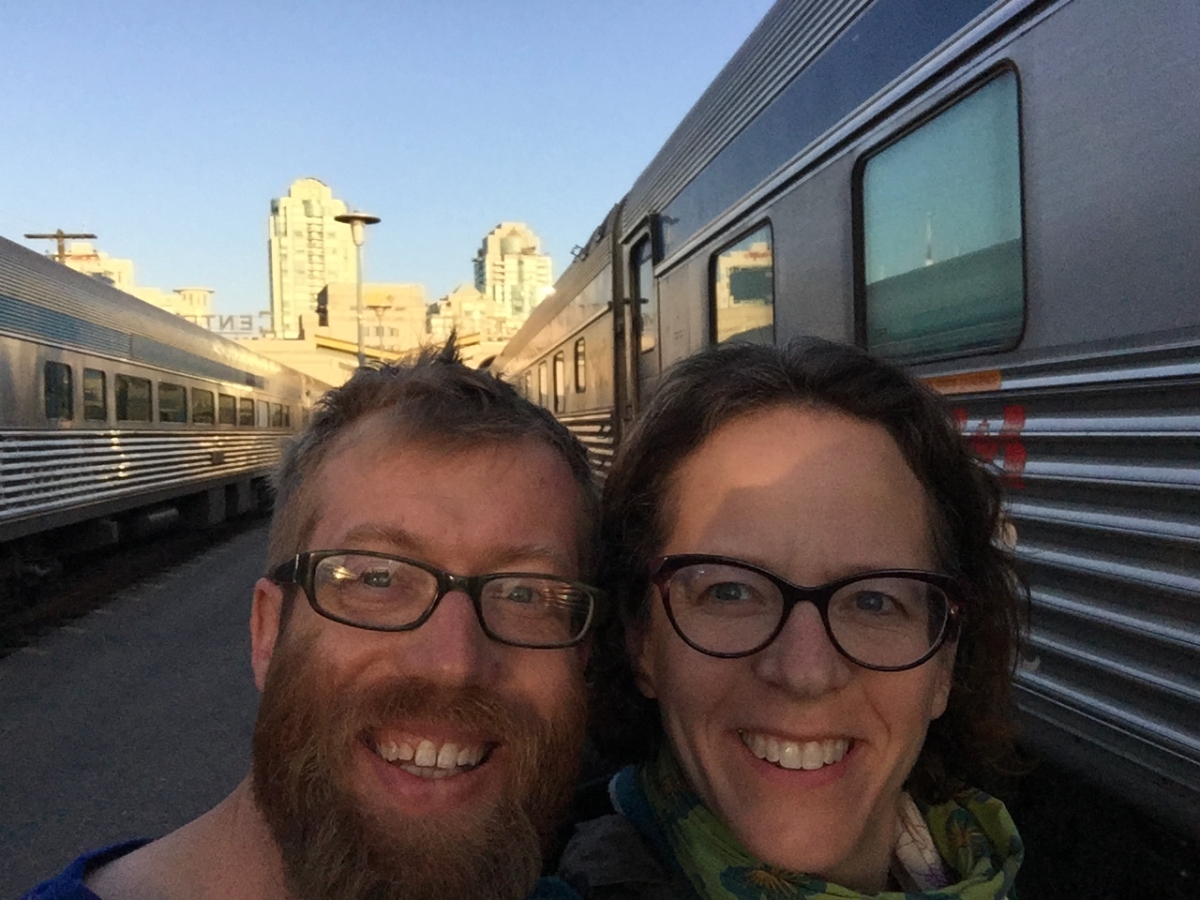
[{"xmin": 751, "ymin": 601, "xmax": 853, "ymax": 697}]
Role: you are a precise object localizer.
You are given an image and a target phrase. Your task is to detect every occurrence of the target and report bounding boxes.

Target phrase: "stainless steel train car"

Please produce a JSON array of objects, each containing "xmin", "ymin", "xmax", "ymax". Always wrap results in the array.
[
  {"xmin": 494, "ymin": 0, "xmax": 1200, "ymax": 829},
  {"xmin": 0, "ymin": 235, "xmax": 328, "ymax": 560}
]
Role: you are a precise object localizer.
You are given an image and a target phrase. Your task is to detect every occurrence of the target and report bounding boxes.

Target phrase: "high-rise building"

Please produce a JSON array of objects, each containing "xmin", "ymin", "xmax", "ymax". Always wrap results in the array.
[
  {"xmin": 268, "ymin": 178, "xmax": 357, "ymax": 338},
  {"xmin": 472, "ymin": 222, "xmax": 553, "ymax": 328}
]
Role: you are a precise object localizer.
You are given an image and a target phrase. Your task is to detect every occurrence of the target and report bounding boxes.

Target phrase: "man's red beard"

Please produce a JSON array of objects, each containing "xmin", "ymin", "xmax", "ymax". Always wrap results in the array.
[{"xmin": 251, "ymin": 628, "xmax": 587, "ymax": 900}]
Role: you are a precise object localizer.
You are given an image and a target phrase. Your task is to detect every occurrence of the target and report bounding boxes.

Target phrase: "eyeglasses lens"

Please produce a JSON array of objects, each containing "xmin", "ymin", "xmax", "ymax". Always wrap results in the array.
[
  {"xmin": 479, "ymin": 577, "xmax": 593, "ymax": 646},
  {"xmin": 665, "ymin": 563, "xmax": 949, "ymax": 667},
  {"xmin": 315, "ymin": 554, "xmax": 438, "ymax": 628}
]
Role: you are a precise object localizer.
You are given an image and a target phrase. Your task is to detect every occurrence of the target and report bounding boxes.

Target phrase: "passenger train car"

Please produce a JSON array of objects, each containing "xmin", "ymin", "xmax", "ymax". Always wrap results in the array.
[
  {"xmin": 0, "ymin": 235, "xmax": 328, "ymax": 571},
  {"xmin": 495, "ymin": 0, "xmax": 1200, "ymax": 829}
]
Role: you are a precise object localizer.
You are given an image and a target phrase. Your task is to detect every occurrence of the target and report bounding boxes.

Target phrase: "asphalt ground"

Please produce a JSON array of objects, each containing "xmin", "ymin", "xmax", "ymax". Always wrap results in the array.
[
  {"xmin": 0, "ymin": 526, "xmax": 265, "ymax": 896},
  {"xmin": 0, "ymin": 523, "xmax": 1196, "ymax": 898}
]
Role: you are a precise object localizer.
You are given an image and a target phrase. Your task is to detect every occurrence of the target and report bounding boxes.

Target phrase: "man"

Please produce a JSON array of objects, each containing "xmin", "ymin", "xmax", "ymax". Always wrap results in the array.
[{"xmin": 25, "ymin": 344, "xmax": 600, "ymax": 900}]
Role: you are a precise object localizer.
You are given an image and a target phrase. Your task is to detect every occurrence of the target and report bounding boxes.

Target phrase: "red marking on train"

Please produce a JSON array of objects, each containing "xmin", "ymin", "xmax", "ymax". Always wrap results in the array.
[{"xmin": 952, "ymin": 404, "xmax": 1028, "ymax": 489}]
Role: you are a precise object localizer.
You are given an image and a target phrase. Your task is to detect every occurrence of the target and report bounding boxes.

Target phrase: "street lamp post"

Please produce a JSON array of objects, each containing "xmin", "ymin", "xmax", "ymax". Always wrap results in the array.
[{"xmin": 333, "ymin": 210, "xmax": 381, "ymax": 368}]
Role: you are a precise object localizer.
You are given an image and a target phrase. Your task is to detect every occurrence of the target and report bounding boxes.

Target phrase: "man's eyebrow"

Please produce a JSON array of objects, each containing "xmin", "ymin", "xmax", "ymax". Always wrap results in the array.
[{"xmin": 337, "ymin": 524, "xmax": 575, "ymax": 574}]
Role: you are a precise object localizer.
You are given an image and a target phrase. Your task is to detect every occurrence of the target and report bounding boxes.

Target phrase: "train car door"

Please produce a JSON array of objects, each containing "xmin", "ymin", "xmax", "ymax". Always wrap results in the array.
[{"xmin": 627, "ymin": 232, "xmax": 661, "ymax": 413}]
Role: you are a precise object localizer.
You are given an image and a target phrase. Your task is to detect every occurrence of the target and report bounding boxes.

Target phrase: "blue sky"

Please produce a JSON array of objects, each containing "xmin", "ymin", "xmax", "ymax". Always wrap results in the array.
[{"xmin": 0, "ymin": 0, "xmax": 773, "ymax": 316}]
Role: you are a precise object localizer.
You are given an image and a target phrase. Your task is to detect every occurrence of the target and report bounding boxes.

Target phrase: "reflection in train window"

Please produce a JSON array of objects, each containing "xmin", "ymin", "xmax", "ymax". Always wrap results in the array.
[
  {"xmin": 159, "ymin": 382, "xmax": 188, "ymax": 423},
  {"xmin": 270, "ymin": 403, "xmax": 283, "ymax": 427},
  {"xmin": 238, "ymin": 398, "xmax": 255, "ymax": 426},
  {"xmin": 83, "ymin": 369, "xmax": 107, "ymax": 422},
  {"xmin": 218, "ymin": 394, "xmax": 237, "ymax": 425},
  {"xmin": 192, "ymin": 389, "xmax": 215, "ymax": 424},
  {"xmin": 574, "ymin": 338, "xmax": 587, "ymax": 393},
  {"xmin": 44, "ymin": 361, "xmax": 73, "ymax": 420},
  {"xmin": 710, "ymin": 223, "xmax": 774, "ymax": 345},
  {"xmin": 860, "ymin": 72, "xmax": 1023, "ymax": 361},
  {"xmin": 116, "ymin": 375, "xmax": 152, "ymax": 422},
  {"xmin": 553, "ymin": 352, "xmax": 566, "ymax": 412},
  {"xmin": 538, "ymin": 362, "xmax": 549, "ymax": 408}
]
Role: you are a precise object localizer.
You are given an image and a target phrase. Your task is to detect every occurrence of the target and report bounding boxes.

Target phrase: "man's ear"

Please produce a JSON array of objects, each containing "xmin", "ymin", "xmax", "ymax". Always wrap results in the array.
[{"xmin": 251, "ymin": 577, "xmax": 284, "ymax": 693}]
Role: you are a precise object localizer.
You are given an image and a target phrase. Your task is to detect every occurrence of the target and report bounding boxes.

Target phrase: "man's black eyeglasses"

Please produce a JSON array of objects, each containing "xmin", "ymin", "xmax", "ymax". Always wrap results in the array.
[{"xmin": 271, "ymin": 550, "xmax": 603, "ymax": 649}]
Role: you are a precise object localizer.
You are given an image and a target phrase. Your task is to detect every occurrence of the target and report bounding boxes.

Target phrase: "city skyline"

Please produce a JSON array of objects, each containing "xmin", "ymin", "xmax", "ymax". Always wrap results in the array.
[{"xmin": 0, "ymin": 1, "xmax": 772, "ymax": 319}]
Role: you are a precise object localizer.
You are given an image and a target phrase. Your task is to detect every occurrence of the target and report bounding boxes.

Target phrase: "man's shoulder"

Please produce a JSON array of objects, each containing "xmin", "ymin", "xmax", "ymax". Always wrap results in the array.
[{"xmin": 20, "ymin": 840, "xmax": 151, "ymax": 900}]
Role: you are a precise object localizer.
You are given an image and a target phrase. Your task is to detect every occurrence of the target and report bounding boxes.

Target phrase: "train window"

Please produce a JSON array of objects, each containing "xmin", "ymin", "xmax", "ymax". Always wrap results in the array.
[
  {"xmin": 238, "ymin": 398, "xmax": 255, "ymax": 426},
  {"xmin": 574, "ymin": 338, "xmax": 587, "ymax": 393},
  {"xmin": 524, "ymin": 371, "xmax": 533, "ymax": 400},
  {"xmin": 83, "ymin": 369, "xmax": 107, "ymax": 422},
  {"xmin": 553, "ymin": 352, "xmax": 566, "ymax": 412},
  {"xmin": 256, "ymin": 400, "xmax": 268, "ymax": 427},
  {"xmin": 710, "ymin": 224, "xmax": 774, "ymax": 345},
  {"xmin": 44, "ymin": 361, "xmax": 73, "ymax": 420},
  {"xmin": 218, "ymin": 394, "xmax": 237, "ymax": 425},
  {"xmin": 537, "ymin": 362, "xmax": 549, "ymax": 408},
  {"xmin": 158, "ymin": 382, "xmax": 188, "ymax": 423},
  {"xmin": 192, "ymin": 389, "xmax": 215, "ymax": 424},
  {"xmin": 632, "ymin": 238, "xmax": 658, "ymax": 356},
  {"xmin": 283, "ymin": 406, "xmax": 291, "ymax": 428},
  {"xmin": 270, "ymin": 403, "xmax": 283, "ymax": 427},
  {"xmin": 116, "ymin": 375, "xmax": 152, "ymax": 422},
  {"xmin": 859, "ymin": 72, "xmax": 1023, "ymax": 361}
]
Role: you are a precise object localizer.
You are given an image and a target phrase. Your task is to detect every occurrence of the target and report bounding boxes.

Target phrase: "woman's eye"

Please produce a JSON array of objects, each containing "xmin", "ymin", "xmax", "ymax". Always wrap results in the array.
[
  {"xmin": 706, "ymin": 581, "xmax": 754, "ymax": 603},
  {"xmin": 852, "ymin": 591, "xmax": 896, "ymax": 614}
]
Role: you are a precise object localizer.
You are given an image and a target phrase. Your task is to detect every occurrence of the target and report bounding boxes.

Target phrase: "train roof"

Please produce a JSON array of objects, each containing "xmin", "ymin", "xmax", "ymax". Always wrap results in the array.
[{"xmin": 0, "ymin": 235, "xmax": 295, "ymax": 389}]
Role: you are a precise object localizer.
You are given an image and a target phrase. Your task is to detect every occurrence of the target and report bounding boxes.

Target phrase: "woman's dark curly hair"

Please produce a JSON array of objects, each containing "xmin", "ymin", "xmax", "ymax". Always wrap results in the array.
[{"xmin": 590, "ymin": 338, "xmax": 1026, "ymax": 803}]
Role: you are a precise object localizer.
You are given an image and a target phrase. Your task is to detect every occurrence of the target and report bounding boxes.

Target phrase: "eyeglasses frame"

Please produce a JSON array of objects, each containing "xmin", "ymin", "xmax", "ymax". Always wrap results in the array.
[
  {"xmin": 648, "ymin": 553, "xmax": 963, "ymax": 671},
  {"xmin": 271, "ymin": 549, "xmax": 603, "ymax": 649}
]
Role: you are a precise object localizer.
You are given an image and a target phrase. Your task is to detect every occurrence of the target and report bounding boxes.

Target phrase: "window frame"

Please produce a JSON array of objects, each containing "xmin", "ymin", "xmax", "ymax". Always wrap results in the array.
[
  {"xmin": 552, "ymin": 352, "xmax": 566, "ymax": 412},
  {"xmin": 115, "ymin": 374, "xmax": 152, "ymax": 422},
  {"xmin": 158, "ymin": 382, "xmax": 188, "ymax": 423},
  {"xmin": 83, "ymin": 368, "xmax": 107, "ymax": 422},
  {"xmin": 707, "ymin": 220, "xmax": 776, "ymax": 346},
  {"xmin": 43, "ymin": 361, "xmax": 74, "ymax": 421},
  {"xmin": 574, "ymin": 338, "xmax": 587, "ymax": 393},
  {"xmin": 851, "ymin": 64, "xmax": 1027, "ymax": 364},
  {"xmin": 192, "ymin": 388, "xmax": 216, "ymax": 425}
]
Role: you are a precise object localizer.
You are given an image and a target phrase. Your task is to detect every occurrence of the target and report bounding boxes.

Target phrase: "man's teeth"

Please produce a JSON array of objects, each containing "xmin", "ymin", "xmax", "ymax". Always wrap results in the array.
[
  {"xmin": 375, "ymin": 738, "xmax": 486, "ymax": 777},
  {"xmin": 740, "ymin": 732, "xmax": 850, "ymax": 771}
]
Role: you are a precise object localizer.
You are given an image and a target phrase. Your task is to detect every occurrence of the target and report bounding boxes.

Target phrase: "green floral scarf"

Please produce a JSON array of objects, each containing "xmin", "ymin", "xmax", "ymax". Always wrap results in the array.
[{"xmin": 610, "ymin": 749, "xmax": 1022, "ymax": 900}]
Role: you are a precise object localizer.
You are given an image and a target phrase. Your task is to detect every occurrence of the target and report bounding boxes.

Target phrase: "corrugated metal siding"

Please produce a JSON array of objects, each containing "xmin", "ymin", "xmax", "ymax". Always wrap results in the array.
[
  {"xmin": 0, "ymin": 237, "xmax": 284, "ymax": 384},
  {"xmin": 558, "ymin": 410, "xmax": 616, "ymax": 474},
  {"xmin": 620, "ymin": 0, "xmax": 870, "ymax": 234},
  {"xmin": 0, "ymin": 430, "xmax": 285, "ymax": 529},
  {"xmin": 943, "ymin": 341, "xmax": 1200, "ymax": 824}
]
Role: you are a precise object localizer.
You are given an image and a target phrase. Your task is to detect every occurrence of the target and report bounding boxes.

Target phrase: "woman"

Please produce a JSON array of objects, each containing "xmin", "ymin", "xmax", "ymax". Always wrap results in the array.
[{"xmin": 560, "ymin": 339, "xmax": 1024, "ymax": 899}]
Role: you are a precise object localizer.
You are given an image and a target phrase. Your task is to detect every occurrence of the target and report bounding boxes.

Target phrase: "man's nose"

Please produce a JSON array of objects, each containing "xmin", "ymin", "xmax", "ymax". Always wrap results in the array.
[
  {"xmin": 751, "ymin": 601, "xmax": 853, "ymax": 697},
  {"xmin": 397, "ymin": 589, "xmax": 495, "ymax": 684}
]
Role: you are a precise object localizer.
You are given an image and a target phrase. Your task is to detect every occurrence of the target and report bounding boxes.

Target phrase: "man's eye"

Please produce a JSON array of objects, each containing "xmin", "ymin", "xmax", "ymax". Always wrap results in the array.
[
  {"xmin": 503, "ymin": 585, "xmax": 537, "ymax": 604},
  {"xmin": 361, "ymin": 570, "xmax": 393, "ymax": 588}
]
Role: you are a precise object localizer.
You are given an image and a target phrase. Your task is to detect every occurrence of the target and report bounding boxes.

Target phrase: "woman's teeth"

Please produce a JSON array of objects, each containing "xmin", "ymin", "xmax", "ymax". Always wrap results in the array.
[
  {"xmin": 740, "ymin": 731, "xmax": 849, "ymax": 770},
  {"xmin": 374, "ymin": 738, "xmax": 487, "ymax": 778}
]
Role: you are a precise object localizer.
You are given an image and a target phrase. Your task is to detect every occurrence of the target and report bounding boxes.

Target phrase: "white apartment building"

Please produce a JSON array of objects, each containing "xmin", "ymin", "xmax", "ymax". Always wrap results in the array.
[
  {"xmin": 472, "ymin": 222, "xmax": 553, "ymax": 330},
  {"xmin": 268, "ymin": 178, "xmax": 358, "ymax": 338}
]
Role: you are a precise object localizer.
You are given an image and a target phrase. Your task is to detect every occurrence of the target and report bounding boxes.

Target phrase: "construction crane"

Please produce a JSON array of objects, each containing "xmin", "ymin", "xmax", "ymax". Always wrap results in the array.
[{"xmin": 24, "ymin": 229, "xmax": 97, "ymax": 262}]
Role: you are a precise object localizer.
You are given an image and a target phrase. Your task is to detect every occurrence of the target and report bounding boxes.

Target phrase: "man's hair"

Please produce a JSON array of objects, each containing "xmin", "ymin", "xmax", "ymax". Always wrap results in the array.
[
  {"xmin": 590, "ymin": 338, "xmax": 1027, "ymax": 803},
  {"xmin": 266, "ymin": 340, "xmax": 598, "ymax": 587}
]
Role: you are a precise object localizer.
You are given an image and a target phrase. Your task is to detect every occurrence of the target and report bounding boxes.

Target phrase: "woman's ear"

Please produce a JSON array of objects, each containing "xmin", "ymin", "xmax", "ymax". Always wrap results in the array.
[{"xmin": 929, "ymin": 640, "xmax": 957, "ymax": 721}]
